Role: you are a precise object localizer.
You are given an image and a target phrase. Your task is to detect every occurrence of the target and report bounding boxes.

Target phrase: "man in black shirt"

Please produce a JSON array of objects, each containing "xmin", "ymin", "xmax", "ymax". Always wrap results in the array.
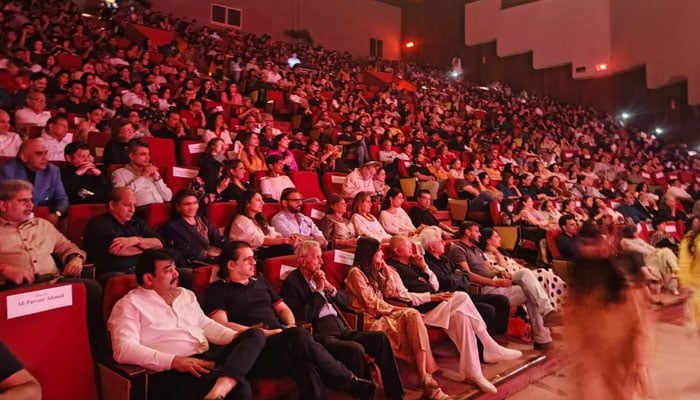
[
  {"xmin": 61, "ymin": 142, "xmax": 108, "ymax": 204},
  {"xmin": 57, "ymin": 80, "xmax": 90, "ymax": 115},
  {"xmin": 83, "ymin": 188, "xmax": 164, "ymax": 281},
  {"xmin": 556, "ymin": 215, "xmax": 583, "ymax": 259},
  {"xmin": 203, "ymin": 241, "xmax": 376, "ymax": 400},
  {"xmin": 408, "ymin": 190, "xmax": 457, "ymax": 236}
]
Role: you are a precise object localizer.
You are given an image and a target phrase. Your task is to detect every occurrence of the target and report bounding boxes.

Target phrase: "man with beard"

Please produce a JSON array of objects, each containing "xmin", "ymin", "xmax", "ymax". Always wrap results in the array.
[{"xmin": 270, "ymin": 188, "xmax": 326, "ymax": 248}]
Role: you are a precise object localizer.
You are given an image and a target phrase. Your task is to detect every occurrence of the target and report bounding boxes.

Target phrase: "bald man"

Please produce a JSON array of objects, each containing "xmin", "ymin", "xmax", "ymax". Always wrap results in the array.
[
  {"xmin": 0, "ymin": 138, "xmax": 68, "ymax": 225},
  {"xmin": 83, "ymin": 188, "xmax": 164, "ymax": 281}
]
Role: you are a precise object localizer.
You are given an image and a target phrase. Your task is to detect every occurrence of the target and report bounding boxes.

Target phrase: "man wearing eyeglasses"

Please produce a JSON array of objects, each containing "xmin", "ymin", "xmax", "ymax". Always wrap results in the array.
[
  {"xmin": 14, "ymin": 91, "xmax": 52, "ymax": 133},
  {"xmin": 270, "ymin": 188, "xmax": 327, "ymax": 248}
]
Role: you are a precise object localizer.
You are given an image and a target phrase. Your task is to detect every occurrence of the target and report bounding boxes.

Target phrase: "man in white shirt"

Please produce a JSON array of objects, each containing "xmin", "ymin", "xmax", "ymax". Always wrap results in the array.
[
  {"xmin": 14, "ymin": 91, "xmax": 52, "ymax": 133},
  {"xmin": 342, "ymin": 161, "xmax": 381, "ymax": 199},
  {"xmin": 111, "ymin": 140, "xmax": 173, "ymax": 207},
  {"xmin": 378, "ymin": 140, "xmax": 399, "ymax": 165},
  {"xmin": 270, "ymin": 188, "xmax": 326, "ymax": 247},
  {"xmin": 108, "ymin": 249, "xmax": 269, "ymax": 400},
  {"xmin": 40, "ymin": 116, "xmax": 72, "ymax": 161},
  {"xmin": 260, "ymin": 154, "xmax": 295, "ymax": 201},
  {"xmin": 0, "ymin": 109, "xmax": 21, "ymax": 157}
]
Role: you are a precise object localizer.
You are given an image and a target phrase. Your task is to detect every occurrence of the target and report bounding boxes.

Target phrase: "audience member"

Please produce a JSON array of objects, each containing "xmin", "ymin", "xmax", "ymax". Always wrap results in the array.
[
  {"xmin": 111, "ymin": 139, "xmax": 173, "ymax": 207},
  {"xmin": 350, "ymin": 191, "xmax": 391, "ymax": 242},
  {"xmin": 0, "ymin": 109, "xmax": 22, "ymax": 157},
  {"xmin": 259, "ymin": 154, "xmax": 295, "ymax": 201},
  {"xmin": 0, "ymin": 138, "xmax": 68, "ymax": 225},
  {"xmin": 556, "ymin": 215, "xmax": 582, "ymax": 259},
  {"xmin": 203, "ymin": 241, "xmax": 377, "ymax": 400},
  {"xmin": 270, "ymin": 188, "xmax": 327, "ymax": 247},
  {"xmin": 343, "ymin": 161, "xmax": 381, "ymax": 199},
  {"xmin": 60, "ymin": 141, "xmax": 107, "ymax": 204},
  {"xmin": 0, "ymin": 342, "xmax": 42, "ymax": 399}
]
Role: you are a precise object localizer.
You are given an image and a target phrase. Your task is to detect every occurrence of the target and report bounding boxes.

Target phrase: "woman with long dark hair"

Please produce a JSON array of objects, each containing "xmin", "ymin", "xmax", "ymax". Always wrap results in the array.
[
  {"xmin": 379, "ymin": 187, "xmax": 422, "ymax": 236},
  {"xmin": 226, "ymin": 190, "xmax": 296, "ymax": 258},
  {"xmin": 344, "ymin": 237, "xmax": 453, "ymax": 400},
  {"xmin": 202, "ymin": 111, "xmax": 232, "ymax": 145},
  {"xmin": 267, "ymin": 134, "xmax": 298, "ymax": 171}
]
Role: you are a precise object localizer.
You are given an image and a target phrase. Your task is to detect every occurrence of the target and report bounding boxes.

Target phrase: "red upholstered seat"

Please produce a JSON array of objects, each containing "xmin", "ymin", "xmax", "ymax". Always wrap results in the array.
[
  {"xmin": 164, "ymin": 166, "xmax": 199, "ymax": 194},
  {"xmin": 290, "ymin": 171, "xmax": 325, "ymax": 201},
  {"xmin": 144, "ymin": 202, "xmax": 172, "ymax": 230},
  {"xmin": 87, "ymin": 132, "xmax": 112, "ymax": 162},
  {"xmin": 0, "ymin": 283, "xmax": 98, "ymax": 400},
  {"xmin": 546, "ymin": 230, "xmax": 563, "ymax": 260},
  {"xmin": 65, "ymin": 203, "xmax": 107, "ymax": 247},
  {"xmin": 322, "ymin": 172, "xmax": 347, "ymax": 197},
  {"xmin": 191, "ymin": 265, "xmax": 217, "ymax": 304},
  {"xmin": 262, "ymin": 255, "xmax": 300, "ymax": 293},
  {"xmin": 180, "ymin": 140, "xmax": 206, "ymax": 167},
  {"xmin": 208, "ymin": 201, "xmax": 237, "ymax": 232},
  {"xmin": 262, "ymin": 203, "xmax": 281, "ymax": 220},
  {"xmin": 142, "ymin": 137, "xmax": 177, "ymax": 167}
]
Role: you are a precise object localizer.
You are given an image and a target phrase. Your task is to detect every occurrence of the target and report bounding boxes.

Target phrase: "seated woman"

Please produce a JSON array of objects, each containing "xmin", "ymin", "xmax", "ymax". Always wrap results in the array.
[
  {"xmin": 497, "ymin": 173, "xmax": 522, "ymax": 200},
  {"xmin": 350, "ymin": 191, "xmax": 391, "ymax": 242},
  {"xmin": 480, "ymin": 228, "xmax": 568, "ymax": 311},
  {"xmin": 162, "ymin": 189, "xmax": 229, "ymax": 267},
  {"xmin": 483, "ymin": 158, "xmax": 502, "ymax": 182},
  {"xmin": 226, "ymin": 190, "xmax": 296, "ymax": 259},
  {"xmin": 620, "ymin": 224, "xmax": 680, "ymax": 295},
  {"xmin": 267, "ymin": 134, "xmax": 298, "ymax": 171},
  {"xmin": 202, "ymin": 111, "xmax": 233, "ymax": 146},
  {"xmin": 379, "ymin": 187, "xmax": 423, "ymax": 236},
  {"xmin": 649, "ymin": 220, "xmax": 680, "ymax": 254},
  {"xmin": 477, "ymin": 172, "xmax": 503, "ymax": 201},
  {"xmin": 238, "ymin": 132, "xmax": 267, "ymax": 174},
  {"xmin": 345, "ymin": 237, "xmax": 452, "ymax": 400},
  {"xmin": 191, "ymin": 138, "xmax": 228, "ymax": 203},
  {"xmin": 319, "ymin": 194, "xmax": 358, "ymax": 248},
  {"xmin": 539, "ymin": 199, "xmax": 562, "ymax": 225},
  {"xmin": 302, "ymin": 139, "xmax": 321, "ymax": 171},
  {"xmin": 373, "ymin": 168, "xmax": 390, "ymax": 197},
  {"xmin": 217, "ymin": 159, "xmax": 252, "ymax": 202},
  {"xmin": 561, "ymin": 199, "xmax": 587, "ymax": 225}
]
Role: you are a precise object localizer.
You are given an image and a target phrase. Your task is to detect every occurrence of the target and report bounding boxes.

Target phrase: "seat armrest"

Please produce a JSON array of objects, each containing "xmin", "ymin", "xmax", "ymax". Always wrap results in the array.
[{"xmin": 81, "ymin": 264, "xmax": 96, "ymax": 280}]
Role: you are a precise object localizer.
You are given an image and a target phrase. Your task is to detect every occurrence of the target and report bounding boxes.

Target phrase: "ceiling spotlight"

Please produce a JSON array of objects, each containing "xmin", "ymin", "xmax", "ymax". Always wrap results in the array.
[
  {"xmin": 655, "ymin": 127, "xmax": 663, "ymax": 134},
  {"xmin": 621, "ymin": 112, "xmax": 630, "ymax": 119}
]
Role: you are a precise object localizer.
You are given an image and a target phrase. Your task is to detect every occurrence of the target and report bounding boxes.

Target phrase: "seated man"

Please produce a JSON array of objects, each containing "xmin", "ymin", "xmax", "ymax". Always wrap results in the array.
[
  {"xmin": 0, "ymin": 179, "xmax": 103, "ymax": 353},
  {"xmin": 337, "ymin": 123, "xmax": 369, "ymax": 167},
  {"xmin": 407, "ymin": 153, "xmax": 440, "ymax": 199},
  {"xmin": 14, "ymin": 91, "xmax": 52, "ymax": 135},
  {"xmin": 40, "ymin": 116, "xmax": 72, "ymax": 161},
  {"xmin": 386, "ymin": 234, "xmax": 521, "ymax": 392},
  {"xmin": 60, "ymin": 142, "xmax": 108, "ymax": 204},
  {"xmin": 111, "ymin": 139, "xmax": 173, "ymax": 207},
  {"xmin": 109, "ymin": 249, "xmax": 268, "ymax": 400},
  {"xmin": 204, "ymin": 241, "xmax": 376, "ymax": 400},
  {"xmin": 0, "ymin": 341, "xmax": 41, "ymax": 399},
  {"xmin": 281, "ymin": 241, "xmax": 404, "ymax": 400},
  {"xmin": 424, "ymin": 224, "xmax": 511, "ymax": 337},
  {"xmin": 270, "ymin": 188, "xmax": 327, "ymax": 248},
  {"xmin": 0, "ymin": 109, "xmax": 21, "ymax": 157},
  {"xmin": 259, "ymin": 154, "xmax": 295, "ymax": 202},
  {"xmin": 0, "ymin": 138, "xmax": 68, "ymax": 225},
  {"xmin": 458, "ymin": 168, "xmax": 497, "ymax": 212},
  {"xmin": 408, "ymin": 189, "xmax": 457, "ymax": 237},
  {"xmin": 556, "ymin": 215, "xmax": 583, "ymax": 260},
  {"xmin": 616, "ymin": 192, "xmax": 649, "ymax": 224},
  {"xmin": 448, "ymin": 222, "xmax": 558, "ymax": 349},
  {"xmin": 83, "ymin": 188, "xmax": 164, "ymax": 281},
  {"xmin": 342, "ymin": 161, "xmax": 381, "ymax": 199}
]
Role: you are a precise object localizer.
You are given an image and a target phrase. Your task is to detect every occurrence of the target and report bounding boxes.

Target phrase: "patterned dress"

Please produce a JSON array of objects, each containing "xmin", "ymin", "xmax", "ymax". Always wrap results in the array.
[
  {"xmin": 345, "ymin": 267, "xmax": 438, "ymax": 373},
  {"xmin": 483, "ymin": 252, "xmax": 568, "ymax": 311}
]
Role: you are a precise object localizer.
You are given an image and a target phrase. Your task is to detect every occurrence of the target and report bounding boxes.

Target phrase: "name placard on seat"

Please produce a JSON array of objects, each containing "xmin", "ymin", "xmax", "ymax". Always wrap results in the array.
[
  {"xmin": 334, "ymin": 250, "xmax": 355, "ymax": 266},
  {"xmin": 6, "ymin": 285, "xmax": 73, "ymax": 319},
  {"xmin": 280, "ymin": 264, "xmax": 297, "ymax": 281}
]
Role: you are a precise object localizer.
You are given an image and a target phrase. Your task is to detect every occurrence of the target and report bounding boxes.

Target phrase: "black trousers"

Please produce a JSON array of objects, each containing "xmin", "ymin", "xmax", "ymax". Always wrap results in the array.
[
  {"xmin": 148, "ymin": 328, "xmax": 267, "ymax": 400},
  {"xmin": 320, "ymin": 328, "xmax": 405, "ymax": 400},
  {"xmin": 471, "ymin": 293, "xmax": 510, "ymax": 336}
]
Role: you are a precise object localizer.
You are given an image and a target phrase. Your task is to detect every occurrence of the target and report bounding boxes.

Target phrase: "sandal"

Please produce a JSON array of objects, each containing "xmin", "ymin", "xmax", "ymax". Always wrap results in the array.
[{"xmin": 425, "ymin": 387, "xmax": 454, "ymax": 400}]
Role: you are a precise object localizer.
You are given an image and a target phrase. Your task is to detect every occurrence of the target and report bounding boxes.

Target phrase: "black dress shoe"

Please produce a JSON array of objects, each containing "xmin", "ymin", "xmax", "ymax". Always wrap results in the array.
[{"xmin": 342, "ymin": 375, "xmax": 377, "ymax": 400}]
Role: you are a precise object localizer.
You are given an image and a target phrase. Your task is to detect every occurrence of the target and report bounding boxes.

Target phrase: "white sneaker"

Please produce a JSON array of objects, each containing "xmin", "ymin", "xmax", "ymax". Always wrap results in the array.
[{"xmin": 483, "ymin": 346, "xmax": 523, "ymax": 363}]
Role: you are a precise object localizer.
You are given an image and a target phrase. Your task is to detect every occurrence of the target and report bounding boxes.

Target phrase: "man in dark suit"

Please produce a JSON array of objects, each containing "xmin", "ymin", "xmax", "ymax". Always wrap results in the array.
[{"xmin": 281, "ymin": 241, "xmax": 404, "ymax": 400}]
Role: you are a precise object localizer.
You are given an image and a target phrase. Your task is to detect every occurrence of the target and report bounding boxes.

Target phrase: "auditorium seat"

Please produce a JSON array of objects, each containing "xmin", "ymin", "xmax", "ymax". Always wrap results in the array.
[
  {"xmin": 208, "ymin": 201, "xmax": 237, "ymax": 232},
  {"xmin": 322, "ymin": 172, "xmax": 347, "ymax": 197},
  {"xmin": 142, "ymin": 137, "xmax": 176, "ymax": 167},
  {"xmin": 0, "ymin": 283, "xmax": 98, "ymax": 400},
  {"xmin": 144, "ymin": 202, "xmax": 171, "ymax": 230},
  {"xmin": 290, "ymin": 171, "xmax": 325, "ymax": 201},
  {"xmin": 164, "ymin": 166, "xmax": 199, "ymax": 194},
  {"xmin": 180, "ymin": 140, "xmax": 206, "ymax": 167},
  {"xmin": 87, "ymin": 132, "xmax": 112, "ymax": 162},
  {"xmin": 65, "ymin": 203, "xmax": 107, "ymax": 247}
]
